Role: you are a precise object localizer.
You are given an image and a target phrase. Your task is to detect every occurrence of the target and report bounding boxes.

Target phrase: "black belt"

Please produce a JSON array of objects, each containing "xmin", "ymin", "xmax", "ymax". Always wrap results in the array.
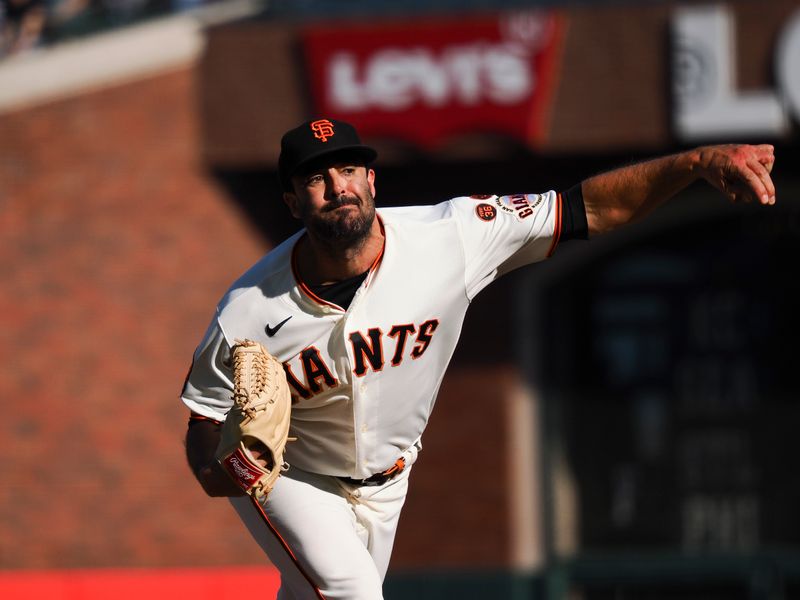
[{"xmin": 337, "ymin": 457, "xmax": 406, "ymax": 487}]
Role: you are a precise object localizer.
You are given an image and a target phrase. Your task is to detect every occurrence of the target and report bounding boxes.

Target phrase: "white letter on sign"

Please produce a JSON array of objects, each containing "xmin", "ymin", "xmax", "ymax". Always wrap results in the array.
[
  {"xmin": 485, "ymin": 45, "xmax": 532, "ymax": 105},
  {"xmin": 330, "ymin": 53, "xmax": 367, "ymax": 111},
  {"xmin": 777, "ymin": 9, "xmax": 800, "ymax": 125},
  {"xmin": 671, "ymin": 5, "xmax": 788, "ymax": 141}
]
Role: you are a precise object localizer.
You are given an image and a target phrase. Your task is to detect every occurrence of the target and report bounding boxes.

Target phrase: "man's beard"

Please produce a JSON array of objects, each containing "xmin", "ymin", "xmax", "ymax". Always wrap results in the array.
[{"xmin": 304, "ymin": 190, "xmax": 376, "ymax": 247}]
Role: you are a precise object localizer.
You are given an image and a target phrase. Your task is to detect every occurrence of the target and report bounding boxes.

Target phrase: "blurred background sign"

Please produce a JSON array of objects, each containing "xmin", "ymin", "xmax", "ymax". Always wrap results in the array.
[
  {"xmin": 302, "ymin": 11, "xmax": 564, "ymax": 149},
  {"xmin": 672, "ymin": 4, "xmax": 791, "ymax": 140}
]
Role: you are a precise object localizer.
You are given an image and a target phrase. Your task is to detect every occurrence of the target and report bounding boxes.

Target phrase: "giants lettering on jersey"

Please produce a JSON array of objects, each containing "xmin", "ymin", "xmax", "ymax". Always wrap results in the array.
[
  {"xmin": 495, "ymin": 193, "xmax": 542, "ymax": 221},
  {"xmin": 283, "ymin": 318, "xmax": 440, "ymax": 400}
]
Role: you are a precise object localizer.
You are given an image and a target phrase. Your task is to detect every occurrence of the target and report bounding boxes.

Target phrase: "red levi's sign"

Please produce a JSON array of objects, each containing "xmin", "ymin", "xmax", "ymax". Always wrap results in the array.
[{"xmin": 302, "ymin": 11, "xmax": 565, "ymax": 149}]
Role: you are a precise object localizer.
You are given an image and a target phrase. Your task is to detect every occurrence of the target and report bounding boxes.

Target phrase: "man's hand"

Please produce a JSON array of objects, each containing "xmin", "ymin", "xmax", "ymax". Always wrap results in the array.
[
  {"xmin": 196, "ymin": 459, "xmax": 248, "ymax": 497},
  {"xmin": 696, "ymin": 144, "xmax": 776, "ymax": 205},
  {"xmin": 186, "ymin": 417, "xmax": 246, "ymax": 497}
]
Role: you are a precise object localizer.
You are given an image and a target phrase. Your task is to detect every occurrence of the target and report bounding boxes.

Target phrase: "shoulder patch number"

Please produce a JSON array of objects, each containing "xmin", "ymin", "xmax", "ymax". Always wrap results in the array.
[{"xmin": 475, "ymin": 203, "xmax": 497, "ymax": 222}]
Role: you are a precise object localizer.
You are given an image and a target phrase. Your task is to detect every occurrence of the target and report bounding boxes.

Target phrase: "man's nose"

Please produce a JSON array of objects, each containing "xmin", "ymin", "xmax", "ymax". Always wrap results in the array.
[{"xmin": 325, "ymin": 171, "xmax": 347, "ymax": 197}]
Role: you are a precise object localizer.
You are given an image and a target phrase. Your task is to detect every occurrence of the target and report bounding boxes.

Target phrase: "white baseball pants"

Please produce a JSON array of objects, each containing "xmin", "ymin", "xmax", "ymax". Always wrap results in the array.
[{"xmin": 229, "ymin": 465, "xmax": 411, "ymax": 600}]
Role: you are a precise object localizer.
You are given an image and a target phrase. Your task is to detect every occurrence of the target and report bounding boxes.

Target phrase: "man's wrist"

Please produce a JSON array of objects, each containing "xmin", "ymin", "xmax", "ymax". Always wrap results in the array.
[
  {"xmin": 197, "ymin": 459, "xmax": 246, "ymax": 497},
  {"xmin": 687, "ymin": 146, "xmax": 713, "ymax": 180}
]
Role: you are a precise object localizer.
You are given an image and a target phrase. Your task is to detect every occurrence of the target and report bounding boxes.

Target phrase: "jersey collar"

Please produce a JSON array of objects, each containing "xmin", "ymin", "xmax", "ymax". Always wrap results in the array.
[{"xmin": 291, "ymin": 215, "xmax": 386, "ymax": 311}]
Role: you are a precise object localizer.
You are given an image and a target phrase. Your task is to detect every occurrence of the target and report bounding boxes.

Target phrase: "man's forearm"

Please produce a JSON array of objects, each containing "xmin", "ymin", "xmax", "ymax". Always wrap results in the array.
[
  {"xmin": 582, "ymin": 151, "xmax": 699, "ymax": 235},
  {"xmin": 581, "ymin": 144, "xmax": 776, "ymax": 236},
  {"xmin": 185, "ymin": 418, "xmax": 245, "ymax": 497}
]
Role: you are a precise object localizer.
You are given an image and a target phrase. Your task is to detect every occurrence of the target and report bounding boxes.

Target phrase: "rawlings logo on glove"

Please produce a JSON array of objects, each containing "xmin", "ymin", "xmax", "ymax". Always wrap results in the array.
[{"xmin": 215, "ymin": 339, "xmax": 294, "ymax": 500}]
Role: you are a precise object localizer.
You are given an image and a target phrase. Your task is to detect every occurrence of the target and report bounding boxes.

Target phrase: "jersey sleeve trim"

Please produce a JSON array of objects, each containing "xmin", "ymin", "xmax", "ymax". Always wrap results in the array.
[
  {"xmin": 546, "ymin": 192, "xmax": 563, "ymax": 258},
  {"xmin": 188, "ymin": 412, "xmax": 222, "ymax": 425}
]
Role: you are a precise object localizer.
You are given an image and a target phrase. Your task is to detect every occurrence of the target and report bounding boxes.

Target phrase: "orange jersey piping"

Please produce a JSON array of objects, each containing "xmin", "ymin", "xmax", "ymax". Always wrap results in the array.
[
  {"xmin": 188, "ymin": 413, "xmax": 221, "ymax": 425},
  {"xmin": 291, "ymin": 217, "xmax": 386, "ymax": 310},
  {"xmin": 249, "ymin": 496, "xmax": 327, "ymax": 599},
  {"xmin": 546, "ymin": 192, "xmax": 563, "ymax": 258}
]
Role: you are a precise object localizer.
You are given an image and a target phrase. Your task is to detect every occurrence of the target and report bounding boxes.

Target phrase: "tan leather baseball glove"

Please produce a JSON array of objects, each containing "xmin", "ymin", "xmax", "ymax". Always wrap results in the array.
[{"xmin": 215, "ymin": 339, "xmax": 293, "ymax": 500}]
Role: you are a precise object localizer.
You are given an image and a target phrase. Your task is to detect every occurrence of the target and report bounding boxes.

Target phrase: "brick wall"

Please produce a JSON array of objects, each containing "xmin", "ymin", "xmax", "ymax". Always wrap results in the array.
[
  {"xmin": 0, "ymin": 67, "xmax": 268, "ymax": 568},
  {"xmin": 0, "ymin": 65, "xmax": 520, "ymax": 572}
]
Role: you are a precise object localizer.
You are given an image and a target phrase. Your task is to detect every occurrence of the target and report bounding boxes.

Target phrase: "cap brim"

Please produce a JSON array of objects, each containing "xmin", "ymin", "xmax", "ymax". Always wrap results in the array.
[{"xmin": 289, "ymin": 144, "xmax": 377, "ymax": 179}]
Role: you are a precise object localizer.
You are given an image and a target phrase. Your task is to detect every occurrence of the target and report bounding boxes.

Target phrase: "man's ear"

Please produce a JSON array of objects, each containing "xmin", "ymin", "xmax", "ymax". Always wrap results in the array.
[
  {"xmin": 283, "ymin": 191, "xmax": 301, "ymax": 219},
  {"xmin": 367, "ymin": 168, "xmax": 376, "ymax": 199}
]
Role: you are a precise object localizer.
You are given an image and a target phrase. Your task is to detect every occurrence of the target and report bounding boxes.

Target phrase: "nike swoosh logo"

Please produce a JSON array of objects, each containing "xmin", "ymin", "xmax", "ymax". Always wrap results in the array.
[{"xmin": 265, "ymin": 316, "xmax": 292, "ymax": 337}]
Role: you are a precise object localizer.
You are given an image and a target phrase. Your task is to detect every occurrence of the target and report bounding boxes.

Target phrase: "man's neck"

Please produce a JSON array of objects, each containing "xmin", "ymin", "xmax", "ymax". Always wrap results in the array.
[{"xmin": 297, "ymin": 220, "xmax": 384, "ymax": 285}]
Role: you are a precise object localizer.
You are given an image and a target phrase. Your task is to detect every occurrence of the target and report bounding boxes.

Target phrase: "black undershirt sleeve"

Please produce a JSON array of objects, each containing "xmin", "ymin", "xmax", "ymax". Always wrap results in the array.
[{"xmin": 560, "ymin": 183, "xmax": 589, "ymax": 242}]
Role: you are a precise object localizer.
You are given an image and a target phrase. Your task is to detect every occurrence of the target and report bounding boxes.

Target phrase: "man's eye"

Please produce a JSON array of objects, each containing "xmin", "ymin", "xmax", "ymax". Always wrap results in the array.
[{"xmin": 306, "ymin": 175, "xmax": 323, "ymax": 185}]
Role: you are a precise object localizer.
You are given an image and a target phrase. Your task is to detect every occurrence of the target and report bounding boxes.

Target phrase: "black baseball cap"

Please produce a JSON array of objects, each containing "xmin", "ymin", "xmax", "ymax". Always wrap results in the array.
[{"xmin": 278, "ymin": 118, "xmax": 378, "ymax": 191}]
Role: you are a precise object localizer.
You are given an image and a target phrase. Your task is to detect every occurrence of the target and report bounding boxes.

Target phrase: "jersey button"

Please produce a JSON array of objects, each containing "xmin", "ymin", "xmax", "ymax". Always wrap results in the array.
[{"xmin": 361, "ymin": 424, "xmax": 368, "ymax": 433}]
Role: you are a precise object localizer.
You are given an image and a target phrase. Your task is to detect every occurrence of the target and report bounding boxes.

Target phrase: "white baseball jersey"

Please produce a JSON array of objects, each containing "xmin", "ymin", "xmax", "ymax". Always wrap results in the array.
[{"xmin": 182, "ymin": 192, "xmax": 561, "ymax": 480}]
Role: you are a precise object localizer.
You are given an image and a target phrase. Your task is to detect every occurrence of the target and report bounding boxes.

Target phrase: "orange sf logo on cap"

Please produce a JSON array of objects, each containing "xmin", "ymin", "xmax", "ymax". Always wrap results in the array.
[{"xmin": 311, "ymin": 119, "xmax": 335, "ymax": 142}]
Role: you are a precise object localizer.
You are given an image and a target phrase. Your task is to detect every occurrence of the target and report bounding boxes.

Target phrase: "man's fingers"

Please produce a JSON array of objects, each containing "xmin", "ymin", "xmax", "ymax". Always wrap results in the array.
[
  {"xmin": 718, "ymin": 145, "xmax": 776, "ymax": 205},
  {"xmin": 754, "ymin": 143, "xmax": 776, "ymax": 174},
  {"xmin": 727, "ymin": 159, "xmax": 767, "ymax": 204},
  {"xmin": 701, "ymin": 144, "xmax": 773, "ymax": 205},
  {"xmin": 246, "ymin": 440, "xmax": 274, "ymax": 469},
  {"xmin": 746, "ymin": 156, "xmax": 776, "ymax": 204}
]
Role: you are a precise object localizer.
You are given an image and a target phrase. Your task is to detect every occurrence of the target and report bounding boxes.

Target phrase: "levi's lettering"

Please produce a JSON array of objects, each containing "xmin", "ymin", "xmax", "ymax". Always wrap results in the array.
[{"xmin": 282, "ymin": 318, "xmax": 440, "ymax": 400}]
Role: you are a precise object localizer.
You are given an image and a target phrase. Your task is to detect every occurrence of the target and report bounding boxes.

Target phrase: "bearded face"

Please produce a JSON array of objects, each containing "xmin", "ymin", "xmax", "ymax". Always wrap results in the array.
[
  {"xmin": 300, "ymin": 185, "xmax": 376, "ymax": 246},
  {"xmin": 289, "ymin": 162, "xmax": 377, "ymax": 249}
]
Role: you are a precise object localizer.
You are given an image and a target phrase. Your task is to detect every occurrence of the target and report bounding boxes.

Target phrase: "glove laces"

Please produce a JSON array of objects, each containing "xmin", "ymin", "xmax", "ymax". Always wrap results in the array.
[{"xmin": 232, "ymin": 343, "xmax": 276, "ymax": 421}]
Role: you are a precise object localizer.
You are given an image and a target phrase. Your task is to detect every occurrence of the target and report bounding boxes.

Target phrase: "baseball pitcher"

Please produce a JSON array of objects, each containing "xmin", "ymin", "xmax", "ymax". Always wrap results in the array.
[{"xmin": 182, "ymin": 118, "xmax": 776, "ymax": 599}]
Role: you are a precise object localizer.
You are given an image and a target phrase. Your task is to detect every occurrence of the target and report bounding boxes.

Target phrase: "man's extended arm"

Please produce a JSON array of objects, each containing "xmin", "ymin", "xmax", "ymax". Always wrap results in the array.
[{"xmin": 582, "ymin": 144, "xmax": 776, "ymax": 236}]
